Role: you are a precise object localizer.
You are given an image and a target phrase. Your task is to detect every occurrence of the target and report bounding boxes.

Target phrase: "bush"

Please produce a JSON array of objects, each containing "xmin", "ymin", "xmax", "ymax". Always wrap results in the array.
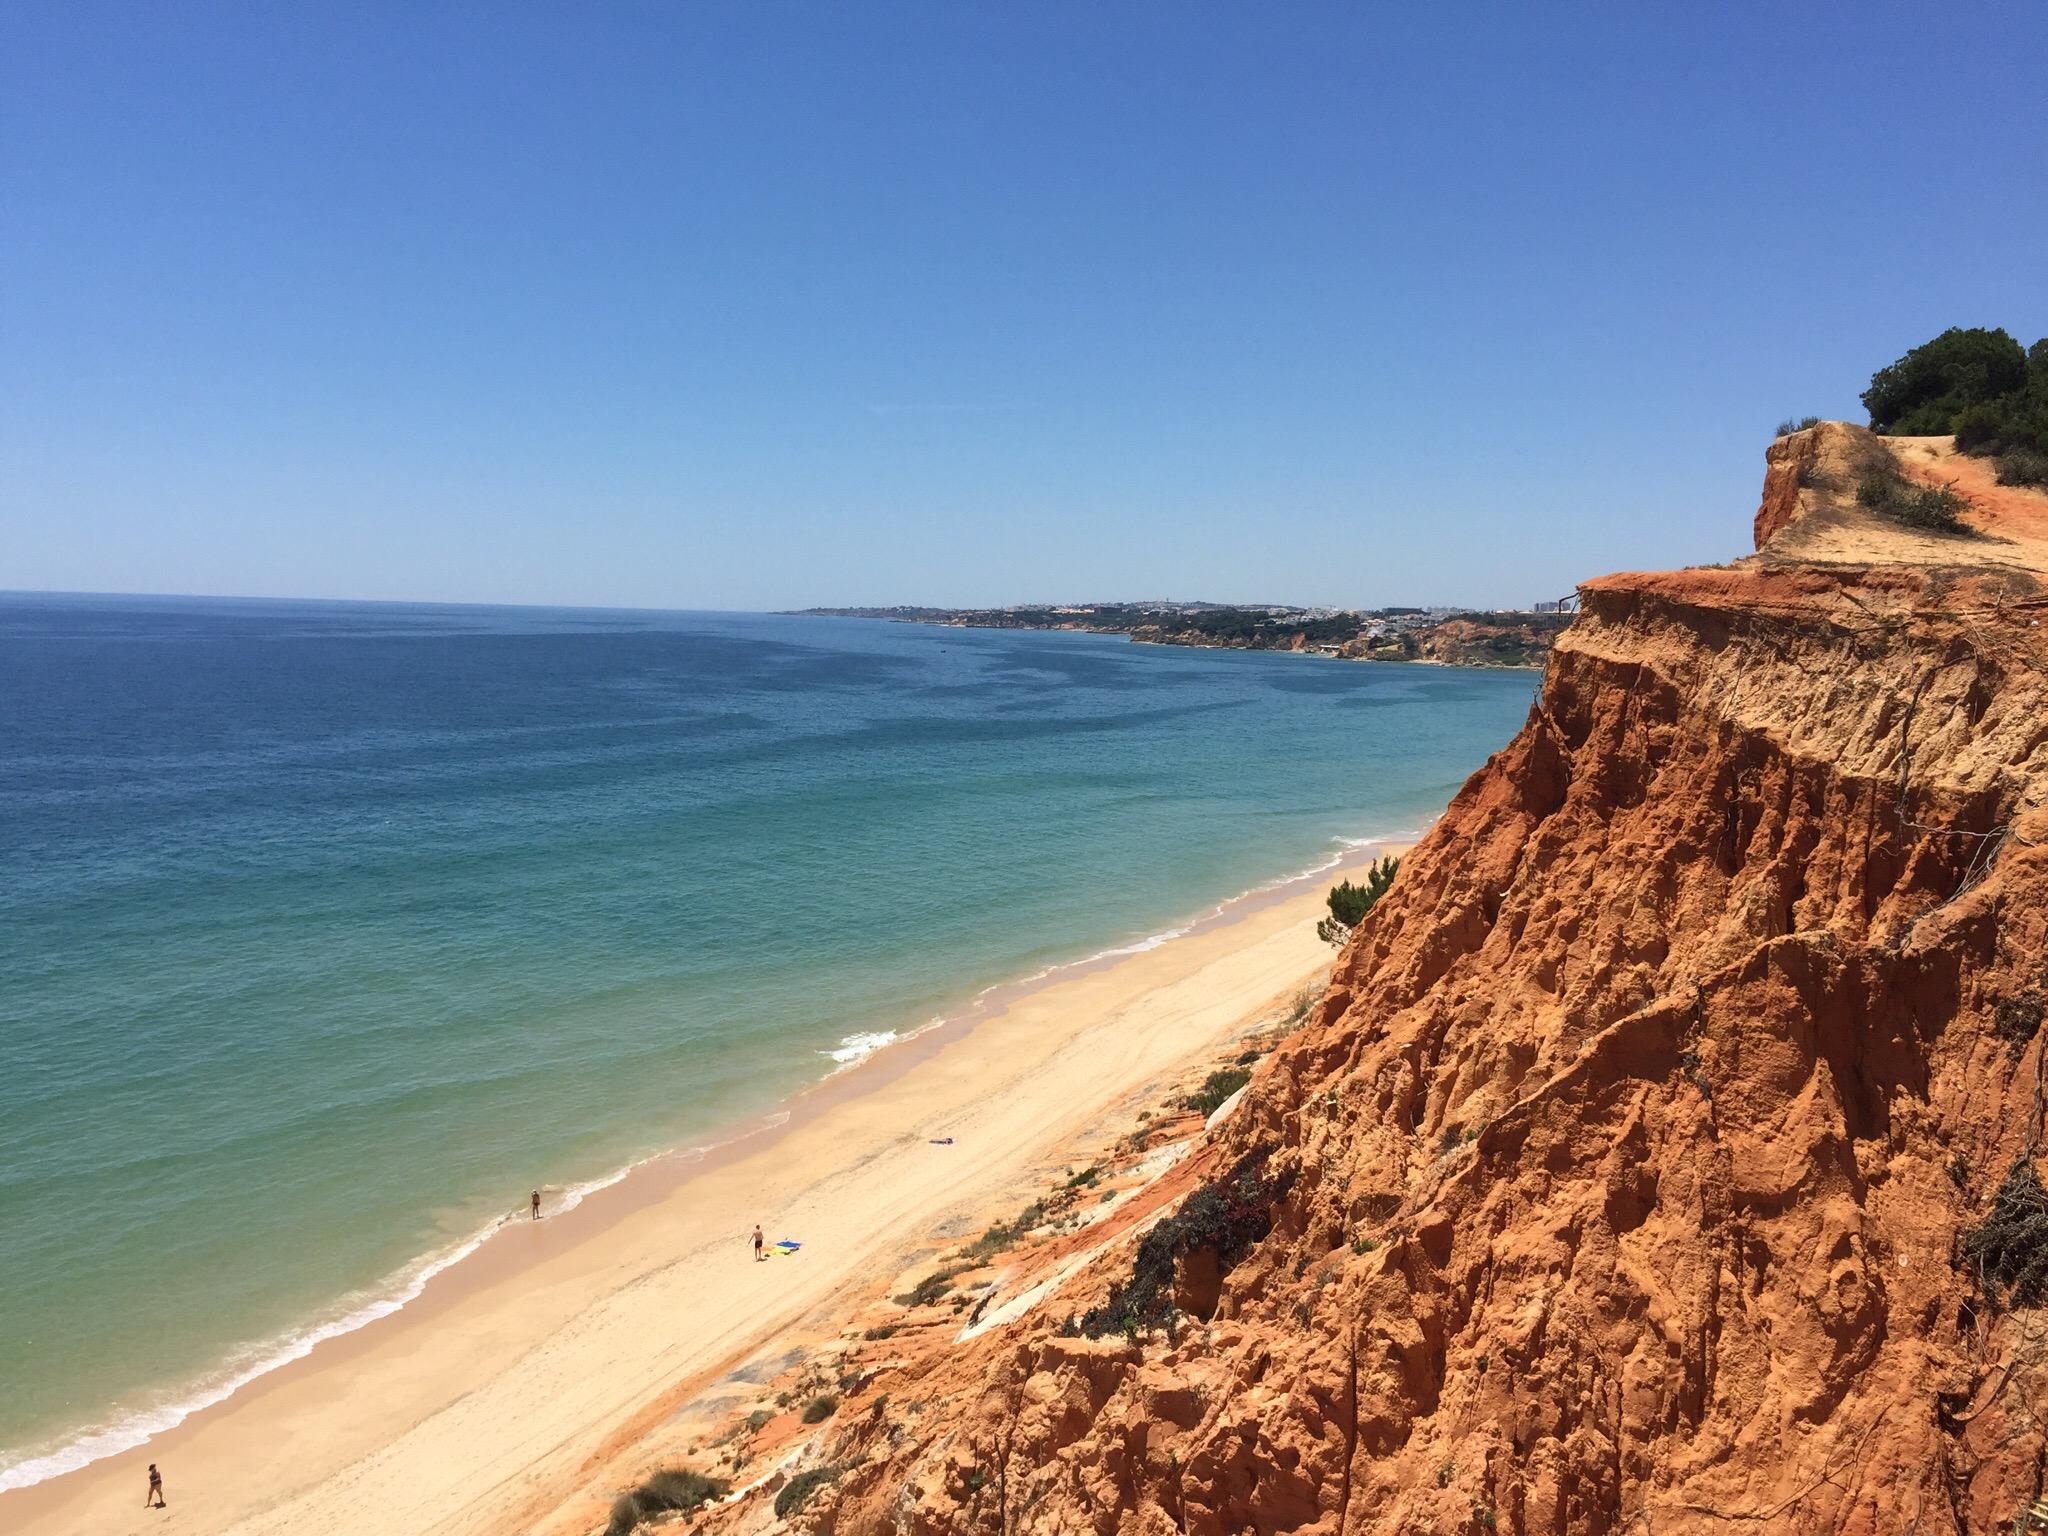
[
  {"xmin": 1994, "ymin": 992, "xmax": 2045, "ymax": 1053},
  {"xmin": 1077, "ymin": 1147, "xmax": 1293, "ymax": 1338},
  {"xmin": 1186, "ymin": 1066, "xmax": 1251, "ymax": 1116},
  {"xmin": 959, "ymin": 1198, "xmax": 1048, "ymax": 1263},
  {"xmin": 1318, "ymin": 857, "xmax": 1400, "ymax": 945},
  {"xmin": 801, "ymin": 1393, "xmax": 838, "ymax": 1424},
  {"xmin": 605, "ymin": 1467, "xmax": 730, "ymax": 1535},
  {"xmin": 1894, "ymin": 485, "xmax": 1971, "ymax": 533},
  {"xmin": 1997, "ymin": 449, "xmax": 2048, "ymax": 488},
  {"xmin": 1854, "ymin": 462, "xmax": 1972, "ymax": 534},
  {"xmin": 901, "ymin": 1268, "xmax": 961, "ymax": 1307},
  {"xmin": 775, "ymin": 1465, "xmax": 843, "ymax": 1519},
  {"xmin": 1863, "ymin": 327, "xmax": 2028, "ymax": 434},
  {"xmin": 1952, "ymin": 400, "xmax": 2013, "ymax": 455},
  {"xmin": 1964, "ymin": 1157, "xmax": 2048, "ymax": 1309},
  {"xmin": 1774, "ymin": 415, "xmax": 1823, "ymax": 436}
]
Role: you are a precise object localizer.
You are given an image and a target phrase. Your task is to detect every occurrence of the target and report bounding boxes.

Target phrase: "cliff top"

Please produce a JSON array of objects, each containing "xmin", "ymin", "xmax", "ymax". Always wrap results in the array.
[{"xmin": 1752, "ymin": 420, "xmax": 2048, "ymax": 580}]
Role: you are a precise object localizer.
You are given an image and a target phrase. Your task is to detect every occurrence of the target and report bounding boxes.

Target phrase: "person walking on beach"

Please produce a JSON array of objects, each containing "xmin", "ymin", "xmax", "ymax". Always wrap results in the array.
[
  {"xmin": 145, "ymin": 1463, "xmax": 165, "ymax": 1509},
  {"xmin": 530, "ymin": 1189, "xmax": 541, "ymax": 1221},
  {"xmin": 752, "ymin": 1224, "xmax": 765, "ymax": 1262}
]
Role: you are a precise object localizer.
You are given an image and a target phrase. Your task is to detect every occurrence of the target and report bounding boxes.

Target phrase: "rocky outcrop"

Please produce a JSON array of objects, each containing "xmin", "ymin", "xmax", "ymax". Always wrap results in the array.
[
  {"xmin": 1755, "ymin": 425, "xmax": 1823, "ymax": 545},
  {"xmin": 700, "ymin": 434, "xmax": 2048, "ymax": 1534}
]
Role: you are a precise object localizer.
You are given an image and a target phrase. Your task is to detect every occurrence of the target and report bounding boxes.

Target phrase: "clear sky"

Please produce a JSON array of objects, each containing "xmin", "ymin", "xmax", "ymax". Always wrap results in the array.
[{"xmin": 3, "ymin": 3, "xmax": 2044, "ymax": 612}]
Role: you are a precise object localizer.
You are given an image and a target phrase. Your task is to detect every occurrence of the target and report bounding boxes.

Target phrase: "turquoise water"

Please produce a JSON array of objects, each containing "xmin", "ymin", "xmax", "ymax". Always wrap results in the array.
[{"xmin": 0, "ymin": 592, "xmax": 1534, "ymax": 1485}]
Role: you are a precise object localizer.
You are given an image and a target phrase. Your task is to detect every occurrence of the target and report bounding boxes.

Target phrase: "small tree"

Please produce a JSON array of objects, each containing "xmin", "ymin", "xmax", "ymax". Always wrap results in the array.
[
  {"xmin": 1318, "ymin": 857, "xmax": 1399, "ymax": 945},
  {"xmin": 1862, "ymin": 327, "xmax": 2027, "ymax": 435}
]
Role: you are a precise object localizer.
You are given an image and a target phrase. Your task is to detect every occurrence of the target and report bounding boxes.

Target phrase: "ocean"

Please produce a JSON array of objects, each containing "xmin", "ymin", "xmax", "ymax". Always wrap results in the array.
[{"xmin": 0, "ymin": 592, "xmax": 1534, "ymax": 1488}]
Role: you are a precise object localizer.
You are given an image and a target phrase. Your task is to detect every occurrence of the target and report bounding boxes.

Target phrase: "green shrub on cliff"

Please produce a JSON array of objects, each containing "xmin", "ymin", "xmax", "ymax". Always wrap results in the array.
[
  {"xmin": 775, "ymin": 1465, "xmax": 843, "ymax": 1518},
  {"xmin": 801, "ymin": 1392, "xmax": 838, "ymax": 1423},
  {"xmin": 1855, "ymin": 462, "xmax": 1972, "ymax": 534},
  {"xmin": 605, "ymin": 1467, "xmax": 729, "ymax": 1535},
  {"xmin": 1185, "ymin": 1066, "xmax": 1251, "ymax": 1116},
  {"xmin": 1074, "ymin": 1147, "xmax": 1293, "ymax": 1339},
  {"xmin": 1863, "ymin": 328, "xmax": 2048, "ymax": 482},
  {"xmin": 1863, "ymin": 327, "xmax": 2029, "ymax": 435},
  {"xmin": 1997, "ymin": 449, "xmax": 2048, "ymax": 488},
  {"xmin": 1318, "ymin": 857, "xmax": 1399, "ymax": 945}
]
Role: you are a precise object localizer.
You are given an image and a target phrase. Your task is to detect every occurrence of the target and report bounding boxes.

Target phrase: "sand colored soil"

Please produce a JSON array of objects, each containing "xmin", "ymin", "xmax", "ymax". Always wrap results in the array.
[
  {"xmin": 1757, "ymin": 421, "xmax": 2048, "ymax": 574},
  {"xmin": 0, "ymin": 859, "xmax": 1394, "ymax": 1536}
]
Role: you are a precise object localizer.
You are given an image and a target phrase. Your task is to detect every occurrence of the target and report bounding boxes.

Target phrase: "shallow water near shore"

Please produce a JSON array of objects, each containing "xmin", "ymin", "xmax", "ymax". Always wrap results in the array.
[{"xmin": 0, "ymin": 593, "xmax": 1534, "ymax": 1486}]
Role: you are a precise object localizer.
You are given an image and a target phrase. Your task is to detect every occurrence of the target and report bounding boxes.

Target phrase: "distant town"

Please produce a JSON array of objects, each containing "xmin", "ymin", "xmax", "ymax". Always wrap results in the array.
[{"xmin": 793, "ymin": 598, "xmax": 1579, "ymax": 669}]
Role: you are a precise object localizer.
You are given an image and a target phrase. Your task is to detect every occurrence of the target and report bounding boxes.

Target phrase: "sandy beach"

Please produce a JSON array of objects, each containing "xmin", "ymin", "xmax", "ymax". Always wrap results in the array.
[{"xmin": 1, "ymin": 850, "xmax": 1402, "ymax": 1536}]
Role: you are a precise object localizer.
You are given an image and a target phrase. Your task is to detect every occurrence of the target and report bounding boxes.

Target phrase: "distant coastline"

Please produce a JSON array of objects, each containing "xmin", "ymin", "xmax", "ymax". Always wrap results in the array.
[{"xmin": 791, "ymin": 600, "xmax": 1575, "ymax": 669}]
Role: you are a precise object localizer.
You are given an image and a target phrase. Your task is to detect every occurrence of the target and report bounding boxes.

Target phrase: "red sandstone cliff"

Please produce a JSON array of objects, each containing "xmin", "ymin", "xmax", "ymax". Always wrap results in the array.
[{"xmin": 684, "ymin": 425, "xmax": 2048, "ymax": 1534}]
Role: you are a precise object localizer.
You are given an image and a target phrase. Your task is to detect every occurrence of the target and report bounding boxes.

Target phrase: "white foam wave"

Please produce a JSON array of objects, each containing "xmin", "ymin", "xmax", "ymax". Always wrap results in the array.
[{"xmin": 820, "ymin": 1030, "xmax": 899, "ymax": 1068}]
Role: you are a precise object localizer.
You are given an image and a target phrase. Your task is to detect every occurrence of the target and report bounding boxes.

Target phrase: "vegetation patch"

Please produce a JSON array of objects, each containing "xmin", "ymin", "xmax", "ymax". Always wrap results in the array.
[
  {"xmin": 1853, "ymin": 462, "xmax": 1973, "ymax": 535},
  {"xmin": 1997, "ymin": 448, "xmax": 2048, "ymax": 488},
  {"xmin": 1319, "ymin": 857, "xmax": 1399, "ymax": 944},
  {"xmin": 1185, "ymin": 1067, "xmax": 1251, "ymax": 1117},
  {"xmin": 1863, "ymin": 326, "xmax": 2048, "ymax": 486},
  {"xmin": 605, "ymin": 1467, "xmax": 730, "ymax": 1536},
  {"xmin": 897, "ymin": 1266, "xmax": 965, "ymax": 1307},
  {"xmin": 1774, "ymin": 415, "xmax": 1823, "ymax": 436},
  {"xmin": 800, "ymin": 1392, "xmax": 838, "ymax": 1424},
  {"xmin": 1995, "ymin": 992, "xmax": 2046, "ymax": 1054},
  {"xmin": 959, "ymin": 1198, "xmax": 1048, "ymax": 1263},
  {"xmin": 1075, "ymin": 1147, "xmax": 1293, "ymax": 1338},
  {"xmin": 774, "ymin": 1464, "xmax": 843, "ymax": 1519},
  {"xmin": 1964, "ymin": 1156, "xmax": 2048, "ymax": 1310}
]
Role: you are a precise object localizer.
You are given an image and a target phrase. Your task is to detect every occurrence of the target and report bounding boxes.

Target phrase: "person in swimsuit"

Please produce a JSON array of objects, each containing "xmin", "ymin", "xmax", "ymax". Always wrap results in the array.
[
  {"xmin": 752, "ymin": 1224, "xmax": 765, "ymax": 1262},
  {"xmin": 531, "ymin": 1189, "xmax": 541, "ymax": 1220},
  {"xmin": 145, "ymin": 1463, "xmax": 165, "ymax": 1508}
]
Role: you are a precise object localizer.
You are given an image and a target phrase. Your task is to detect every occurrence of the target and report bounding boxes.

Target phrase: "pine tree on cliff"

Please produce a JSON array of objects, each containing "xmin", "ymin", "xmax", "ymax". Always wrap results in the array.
[{"xmin": 1318, "ymin": 856, "xmax": 1398, "ymax": 944}]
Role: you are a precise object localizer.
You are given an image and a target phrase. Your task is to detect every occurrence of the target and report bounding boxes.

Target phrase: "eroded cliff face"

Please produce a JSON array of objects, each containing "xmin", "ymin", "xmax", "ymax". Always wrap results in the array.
[{"xmin": 705, "ymin": 428, "xmax": 2048, "ymax": 1535}]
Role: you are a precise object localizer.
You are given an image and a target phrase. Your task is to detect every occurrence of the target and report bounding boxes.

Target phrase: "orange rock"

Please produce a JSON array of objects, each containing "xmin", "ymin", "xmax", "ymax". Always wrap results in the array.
[{"xmin": 693, "ymin": 438, "xmax": 2048, "ymax": 1534}]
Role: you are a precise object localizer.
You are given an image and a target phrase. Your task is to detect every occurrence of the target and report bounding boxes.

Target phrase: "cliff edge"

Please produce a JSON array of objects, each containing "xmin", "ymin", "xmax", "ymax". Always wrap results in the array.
[{"xmin": 683, "ymin": 427, "xmax": 2048, "ymax": 1534}]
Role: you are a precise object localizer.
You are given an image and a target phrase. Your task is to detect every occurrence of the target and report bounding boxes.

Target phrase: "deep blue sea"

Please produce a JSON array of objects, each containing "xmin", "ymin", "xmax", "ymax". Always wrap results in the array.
[{"xmin": 0, "ymin": 591, "xmax": 1533, "ymax": 1486}]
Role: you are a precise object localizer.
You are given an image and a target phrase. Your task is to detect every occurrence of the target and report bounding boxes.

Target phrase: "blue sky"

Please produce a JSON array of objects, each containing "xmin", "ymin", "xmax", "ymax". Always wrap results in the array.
[{"xmin": 3, "ymin": 3, "xmax": 2044, "ymax": 611}]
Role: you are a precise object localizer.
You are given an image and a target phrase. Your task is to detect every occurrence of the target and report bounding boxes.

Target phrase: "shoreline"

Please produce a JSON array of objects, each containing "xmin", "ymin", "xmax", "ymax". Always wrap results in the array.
[
  {"xmin": 789, "ymin": 611, "xmax": 1560, "ymax": 670},
  {"xmin": 0, "ymin": 834, "xmax": 1414, "ymax": 1535}
]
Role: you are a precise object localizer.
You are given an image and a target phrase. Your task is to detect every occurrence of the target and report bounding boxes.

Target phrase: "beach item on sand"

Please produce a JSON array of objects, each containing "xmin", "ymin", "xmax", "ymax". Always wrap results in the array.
[
  {"xmin": 929, "ymin": 1137, "xmax": 954, "ymax": 1145},
  {"xmin": 773, "ymin": 1239, "xmax": 802, "ymax": 1254}
]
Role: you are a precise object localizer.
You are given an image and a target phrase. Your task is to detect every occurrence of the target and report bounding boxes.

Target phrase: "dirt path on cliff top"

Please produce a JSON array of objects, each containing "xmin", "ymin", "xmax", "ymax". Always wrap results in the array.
[{"xmin": 1891, "ymin": 434, "xmax": 2048, "ymax": 556}]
